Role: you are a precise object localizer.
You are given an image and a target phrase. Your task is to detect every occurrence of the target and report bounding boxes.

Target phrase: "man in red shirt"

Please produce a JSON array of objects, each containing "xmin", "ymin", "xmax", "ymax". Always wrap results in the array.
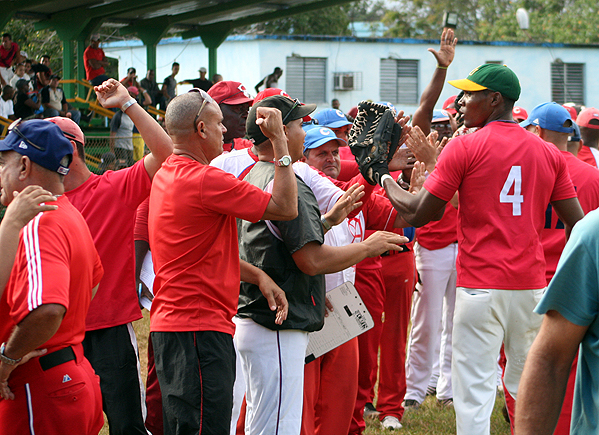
[
  {"xmin": 0, "ymin": 33, "xmax": 22, "ymax": 87},
  {"xmin": 47, "ymin": 78, "xmax": 173, "ymax": 435},
  {"xmin": 521, "ymin": 102, "xmax": 599, "ymax": 433},
  {"xmin": 148, "ymin": 89, "xmax": 298, "ymax": 435},
  {"xmin": 0, "ymin": 120, "xmax": 104, "ymax": 435},
  {"xmin": 83, "ymin": 34, "xmax": 110, "ymax": 86},
  {"xmin": 575, "ymin": 107, "xmax": 599, "ymax": 167},
  {"xmin": 381, "ymin": 64, "xmax": 584, "ymax": 434},
  {"xmin": 207, "ymin": 80, "xmax": 254, "ymax": 152}
]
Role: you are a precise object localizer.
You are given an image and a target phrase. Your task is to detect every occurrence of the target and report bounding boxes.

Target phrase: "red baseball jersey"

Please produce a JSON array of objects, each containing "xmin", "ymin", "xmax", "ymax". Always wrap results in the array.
[
  {"xmin": 0, "ymin": 196, "xmax": 103, "ymax": 354},
  {"xmin": 424, "ymin": 121, "xmax": 576, "ymax": 290},
  {"xmin": 542, "ymin": 150, "xmax": 599, "ymax": 282},
  {"xmin": 148, "ymin": 155, "xmax": 271, "ymax": 335}
]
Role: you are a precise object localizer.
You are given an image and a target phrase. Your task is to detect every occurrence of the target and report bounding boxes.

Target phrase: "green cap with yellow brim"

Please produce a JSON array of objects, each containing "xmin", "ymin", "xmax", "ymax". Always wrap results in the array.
[{"xmin": 448, "ymin": 64, "xmax": 521, "ymax": 102}]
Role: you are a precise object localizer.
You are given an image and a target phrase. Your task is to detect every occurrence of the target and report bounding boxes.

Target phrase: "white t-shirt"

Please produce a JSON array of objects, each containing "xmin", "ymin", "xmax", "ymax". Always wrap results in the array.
[{"xmin": 0, "ymin": 97, "xmax": 14, "ymax": 119}]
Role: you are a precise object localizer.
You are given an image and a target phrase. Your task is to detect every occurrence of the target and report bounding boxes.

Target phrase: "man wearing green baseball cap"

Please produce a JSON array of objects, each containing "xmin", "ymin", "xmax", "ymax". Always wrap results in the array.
[{"xmin": 377, "ymin": 63, "xmax": 584, "ymax": 435}]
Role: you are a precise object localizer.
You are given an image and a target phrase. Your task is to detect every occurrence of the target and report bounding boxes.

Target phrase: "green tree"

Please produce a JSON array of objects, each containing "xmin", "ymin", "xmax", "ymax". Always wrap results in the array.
[
  {"xmin": 4, "ymin": 19, "xmax": 63, "ymax": 73},
  {"xmin": 383, "ymin": 0, "xmax": 599, "ymax": 44}
]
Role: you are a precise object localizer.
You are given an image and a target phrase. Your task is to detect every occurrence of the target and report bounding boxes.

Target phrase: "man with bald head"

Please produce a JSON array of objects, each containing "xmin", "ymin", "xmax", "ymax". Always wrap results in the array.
[{"xmin": 148, "ymin": 88, "xmax": 298, "ymax": 435}]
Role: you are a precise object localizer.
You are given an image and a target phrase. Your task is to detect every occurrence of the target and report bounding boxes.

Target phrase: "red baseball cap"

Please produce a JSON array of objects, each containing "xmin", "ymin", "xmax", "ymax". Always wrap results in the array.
[
  {"xmin": 207, "ymin": 81, "xmax": 253, "ymax": 105},
  {"xmin": 253, "ymin": 88, "xmax": 291, "ymax": 105},
  {"xmin": 577, "ymin": 107, "xmax": 599, "ymax": 129},
  {"xmin": 127, "ymin": 86, "xmax": 139, "ymax": 96},
  {"xmin": 562, "ymin": 105, "xmax": 577, "ymax": 122},
  {"xmin": 442, "ymin": 95, "xmax": 457, "ymax": 114},
  {"xmin": 46, "ymin": 116, "xmax": 86, "ymax": 145},
  {"xmin": 512, "ymin": 106, "xmax": 528, "ymax": 122}
]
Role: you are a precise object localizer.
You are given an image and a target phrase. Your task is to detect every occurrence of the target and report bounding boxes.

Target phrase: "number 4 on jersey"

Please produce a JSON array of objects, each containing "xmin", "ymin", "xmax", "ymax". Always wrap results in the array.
[{"xmin": 500, "ymin": 166, "xmax": 523, "ymax": 216}]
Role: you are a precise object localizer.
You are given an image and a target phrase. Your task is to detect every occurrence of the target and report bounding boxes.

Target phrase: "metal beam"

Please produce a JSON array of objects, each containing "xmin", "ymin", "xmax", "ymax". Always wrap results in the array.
[
  {"xmin": 34, "ymin": 0, "xmax": 165, "ymax": 31},
  {"xmin": 181, "ymin": 0, "xmax": 355, "ymax": 40},
  {"xmin": 122, "ymin": 0, "xmax": 267, "ymax": 34}
]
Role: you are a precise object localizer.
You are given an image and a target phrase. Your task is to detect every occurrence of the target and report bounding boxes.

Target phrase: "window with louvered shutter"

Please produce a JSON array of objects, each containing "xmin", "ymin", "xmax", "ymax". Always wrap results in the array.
[
  {"xmin": 285, "ymin": 57, "xmax": 327, "ymax": 103},
  {"xmin": 380, "ymin": 59, "xmax": 419, "ymax": 105},
  {"xmin": 551, "ymin": 62, "xmax": 584, "ymax": 105}
]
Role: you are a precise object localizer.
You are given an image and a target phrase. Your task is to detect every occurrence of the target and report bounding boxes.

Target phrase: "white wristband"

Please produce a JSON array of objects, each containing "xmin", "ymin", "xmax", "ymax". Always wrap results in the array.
[
  {"xmin": 380, "ymin": 174, "xmax": 394, "ymax": 187},
  {"xmin": 121, "ymin": 98, "xmax": 137, "ymax": 112}
]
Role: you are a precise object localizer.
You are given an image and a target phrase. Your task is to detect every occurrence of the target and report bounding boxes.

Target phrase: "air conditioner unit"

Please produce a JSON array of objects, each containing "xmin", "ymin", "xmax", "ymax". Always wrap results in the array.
[{"xmin": 334, "ymin": 73, "xmax": 355, "ymax": 91}]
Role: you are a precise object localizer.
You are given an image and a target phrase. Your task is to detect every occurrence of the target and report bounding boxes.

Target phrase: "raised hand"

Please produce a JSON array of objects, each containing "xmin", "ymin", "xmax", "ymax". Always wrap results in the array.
[
  {"xmin": 409, "ymin": 161, "xmax": 427, "ymax": 195},
  {"xmin": 3, "ymin": 186, "xmax": 57, "ymax": 229},
  {"xmin": 95, "ymin": 78, "xmax": 132, "ymax": 109},
  {"xmin": 255, "ymin": 107, "xmax": 286, "ymax": 142},
  {"xmin": 323, "ymin": 183, "xmax": 365, "ymax": 227},
  {"xmin": 428, "ymin": 28, "xmax": 458, "ymax": 68}
]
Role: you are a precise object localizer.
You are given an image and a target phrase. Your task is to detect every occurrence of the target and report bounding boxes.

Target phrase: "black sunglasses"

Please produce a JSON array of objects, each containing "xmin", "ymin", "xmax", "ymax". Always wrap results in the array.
[
  {"xmin": 8, "ymin": 118, "xmax": 45, "ymax": 151},
  {"xmin": 282, "ymin": 98, "xmax": 301, "ymax": 124}
]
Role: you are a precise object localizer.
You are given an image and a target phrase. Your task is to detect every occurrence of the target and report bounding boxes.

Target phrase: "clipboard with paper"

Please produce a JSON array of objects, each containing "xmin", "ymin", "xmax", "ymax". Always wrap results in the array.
[{"xmin": 305, "ymin": 282, "xmax": 374, "ymax": 364}]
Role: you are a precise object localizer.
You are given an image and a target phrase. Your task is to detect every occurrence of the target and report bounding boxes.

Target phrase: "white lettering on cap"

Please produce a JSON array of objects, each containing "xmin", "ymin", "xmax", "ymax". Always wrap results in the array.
[
  {"xmin": 319, "ymin": 128, "xmax": 332, "ymax": 136},
  {"xmin": 18, "ymin": 141, "xmax": 27, "ymax": 149}
]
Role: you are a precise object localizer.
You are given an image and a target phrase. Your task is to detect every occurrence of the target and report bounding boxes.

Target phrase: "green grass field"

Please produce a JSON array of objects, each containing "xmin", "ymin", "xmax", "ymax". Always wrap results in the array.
[{"xmin": 100, "ymin": 311, "xmax": 511, "ymax": 435}]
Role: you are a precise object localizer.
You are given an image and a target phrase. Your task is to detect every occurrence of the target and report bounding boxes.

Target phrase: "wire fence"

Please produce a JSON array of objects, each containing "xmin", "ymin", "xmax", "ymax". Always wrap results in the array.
[{"xmin": 85, "ymin": 135, "xmax": 146, "ymax": 174}]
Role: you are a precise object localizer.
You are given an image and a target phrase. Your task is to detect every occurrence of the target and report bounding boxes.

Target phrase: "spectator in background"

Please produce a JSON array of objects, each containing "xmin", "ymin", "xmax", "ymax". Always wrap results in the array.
[
  {"xmin": 140, "ymin": 69, "xmax": 166, "ymax": 110},
  {"xmin": 9, "ymin": 63, "xmax": 30, "ymax": 89},
  {"xmin": 14, "ymin": 79, "xmax": 40, "ymax": 120},
  {"xmin": 254, "ymin": 66, "xmax": 283, "ymax": 93},
  {"xmin": 39, "ymin": 54, "xmax": 52, "ymax": 74},
  {"xmin": 0, "ymin": 85, "xmax": 14, "ymax": 119},
  {"xmin": 331, "ymin": 98, "xmax": 341, "ymax": 111},
  {"xmin": 161, "ymin": 62, "xmax": 179, "ymax": 106},
  {"xmin": 212, "ymin": 73, "xmax": 223, "ymax": 83},
  {"xmin": 0, "ymin": 33, "xmax": 22, "ymax": 87},
  {"xmin": 23, "ymin": 58, "xmax": 33, "ymax": 76},
  {"xmin": 84, "ymin": 34, "xmax": 110, "ymax": 86},
  {"xmin": 207, "ymin": 80, "xmax": 253, "ymax": 152},
  {"xmin": 187, "ymin": 67, "xmax": 212, "ymax": 91},
  {"xmin": 120, "ymin": 67, "xmax": 141, "ymax": 90},
  {"xmin": 41, "ymin": 74, "xmax": 82, "ymax": 124},
  {"xmin": 110, "ymin": 86, "xmax": 143, "ymax": 167},
  {"xmin": 30, "ymin": 64, "xmax": 50, "ymax": 93}
]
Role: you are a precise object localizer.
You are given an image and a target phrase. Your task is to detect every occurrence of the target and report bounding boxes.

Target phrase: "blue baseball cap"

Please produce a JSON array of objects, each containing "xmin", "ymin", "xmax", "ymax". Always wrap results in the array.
[
  {"xmin": 376, "ymin": 101, "xmax": 398, "ymax": 116},
  {"xmin": 432, "ymin": 110, "xmax": 450, "ymax": 123},
  {"xmin": 303, "ymin": 127, "xmax": 346, "ymax": 153},
  {"xmin": 520, "ymin": 102, "xmax": 574, "ymax": 134},
  {"xmin": 313, "ymin": 109, "xmax": 352, "ymax": 129},
  {"xmin": 0, "ymin": 119, "xmax": 73, "ymax": 175}
]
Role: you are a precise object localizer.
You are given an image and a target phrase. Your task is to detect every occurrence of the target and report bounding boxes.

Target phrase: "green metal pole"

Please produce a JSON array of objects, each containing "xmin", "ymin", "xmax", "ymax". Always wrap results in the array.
[
  {"xmin": 62, "ymin": 39, "xmax": 75, "ymax": 99},
  {"xmin": 208, "ymin": 46, "xmax": 217, "ymax": 79}
]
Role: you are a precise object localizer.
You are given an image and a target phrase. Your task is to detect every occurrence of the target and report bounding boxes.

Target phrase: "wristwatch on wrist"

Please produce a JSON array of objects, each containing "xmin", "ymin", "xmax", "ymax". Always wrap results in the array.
[
  {"xmin": 0, "ymin": 343, "xmax": 21, "ymax": 366},
  {"xmin": 321, "ymin": 215, "xmax": 332, "ymax": 231},
  {"xmin": 274, "ymin": 155, "xmax": 292, "ymax": 167},
  {"xmin": 121, "ymin": 98, "xmax": 137, "ymax": 112}
]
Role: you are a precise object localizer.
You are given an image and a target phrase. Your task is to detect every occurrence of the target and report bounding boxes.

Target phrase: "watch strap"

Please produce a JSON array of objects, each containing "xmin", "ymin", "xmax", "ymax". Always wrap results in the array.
[
  {"xmin": 0, "ymin": 342, "xmax": 21, "ymax": 366},
  {"xmin": 321, "ymin": 215, "xmax": 332, "ymax": 231}
]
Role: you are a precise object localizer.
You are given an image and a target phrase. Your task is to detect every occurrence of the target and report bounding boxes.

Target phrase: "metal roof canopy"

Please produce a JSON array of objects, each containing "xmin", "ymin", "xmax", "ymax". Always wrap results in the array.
[{"xmin": 5, "ymin": 0, "xmax": 356, "ymax": 97}]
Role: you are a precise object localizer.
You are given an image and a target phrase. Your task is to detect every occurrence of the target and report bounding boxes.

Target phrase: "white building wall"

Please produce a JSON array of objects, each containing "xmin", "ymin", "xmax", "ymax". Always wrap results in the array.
[{"xmin": 103, "ymin": 36, "xmax": 599, "ymax": 115}]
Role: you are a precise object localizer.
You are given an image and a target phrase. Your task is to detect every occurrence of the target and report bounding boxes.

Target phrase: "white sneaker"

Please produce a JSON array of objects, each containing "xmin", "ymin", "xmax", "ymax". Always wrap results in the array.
[{"xmin": 381, "ymin": 416, "xmax": 403, "ymax": 430}]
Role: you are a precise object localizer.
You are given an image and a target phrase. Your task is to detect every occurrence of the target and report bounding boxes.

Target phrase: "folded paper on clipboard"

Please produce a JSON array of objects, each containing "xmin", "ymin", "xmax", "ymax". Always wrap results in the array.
[{"xmin": 305, "ymin": 282, "xmax": 373, "ymax": 364}]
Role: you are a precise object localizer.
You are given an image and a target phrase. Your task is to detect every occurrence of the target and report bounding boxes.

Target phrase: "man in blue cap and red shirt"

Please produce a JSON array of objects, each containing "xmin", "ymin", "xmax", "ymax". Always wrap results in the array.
[
  {"xmin": 313, "ymin": 108, "xmax": 354, "ymax": 161},
  {"xmin": 377, "ymin": 63, "xmax": 585, "ymax": 434},
  {"xmin": 0, "ymin": 120, "xmax": 104, "ymax": 435}
]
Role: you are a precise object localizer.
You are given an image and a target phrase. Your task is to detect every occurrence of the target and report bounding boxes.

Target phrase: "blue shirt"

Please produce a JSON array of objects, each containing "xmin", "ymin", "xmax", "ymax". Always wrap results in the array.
[{"xmin": 535, "ymin": 209, "xmax": 599, "ymax": 434}]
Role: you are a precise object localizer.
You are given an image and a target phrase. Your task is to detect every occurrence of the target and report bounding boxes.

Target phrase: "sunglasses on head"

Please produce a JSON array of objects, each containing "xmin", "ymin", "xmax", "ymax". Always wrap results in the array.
[
  {"xmin": 282, "ymin": 98, "xmax": 301, "ymax": 124},
  {"xmin": 188, "ymin": 88, "xmax": 215, "ymax": 131},
  {"xmin": 8, "ymin": 118, "xmax": 45, "ymax": 151}
]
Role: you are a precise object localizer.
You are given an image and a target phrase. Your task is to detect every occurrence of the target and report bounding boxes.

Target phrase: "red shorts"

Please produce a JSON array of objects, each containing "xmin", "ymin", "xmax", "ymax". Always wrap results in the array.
[{"xmin": 0, "ymin": 343, "xmax": 103, "ymax": 435}]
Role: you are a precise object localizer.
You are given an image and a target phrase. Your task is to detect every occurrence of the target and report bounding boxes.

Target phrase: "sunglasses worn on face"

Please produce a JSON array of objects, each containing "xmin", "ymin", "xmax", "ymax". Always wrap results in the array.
[
  {"xmin": 8, "ymin": 118, "xmax": 45, "ymax": 151},
  {"xmin": 188, "ymin": 88, "xmax": 215, "ymax": 131}
]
